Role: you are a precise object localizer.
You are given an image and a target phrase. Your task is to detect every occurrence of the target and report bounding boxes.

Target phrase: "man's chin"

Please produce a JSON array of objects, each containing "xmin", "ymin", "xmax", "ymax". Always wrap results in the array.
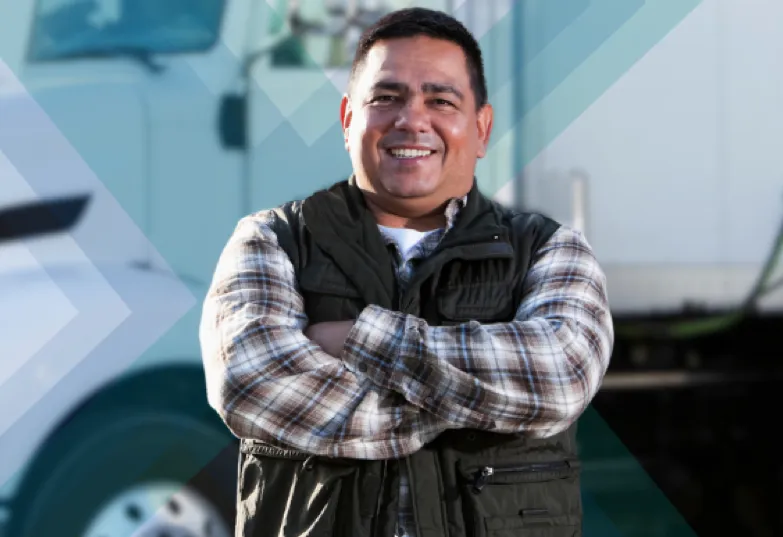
[
  {"xmin": 386, "ymin": 190, "xmax": 430, "ymax": 199},
  {"xmin": 380, "ymin": 177, "xmax": 440, "ymax": 200}
]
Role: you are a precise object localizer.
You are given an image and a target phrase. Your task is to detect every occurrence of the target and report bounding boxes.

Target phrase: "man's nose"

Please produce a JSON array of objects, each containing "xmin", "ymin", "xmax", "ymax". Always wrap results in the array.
[{"xmin": 394, "ymin": 98, "xmax": 430, "ymax": 132}]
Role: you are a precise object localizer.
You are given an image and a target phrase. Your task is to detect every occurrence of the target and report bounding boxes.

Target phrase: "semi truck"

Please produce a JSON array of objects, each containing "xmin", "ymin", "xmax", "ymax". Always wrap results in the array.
[{"xmin": 1, "ymin": 0, "xmax": 781, "ymax": 536}]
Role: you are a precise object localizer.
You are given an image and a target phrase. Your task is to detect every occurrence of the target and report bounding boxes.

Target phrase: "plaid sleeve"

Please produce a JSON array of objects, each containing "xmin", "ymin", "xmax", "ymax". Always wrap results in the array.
[
  {"xmin": 199, "ymin": 213, "xmax": 452, "ymax": 459},
  {"xmin": 342, "ymin": 226, "xmax": 614, "ymax": 438}
]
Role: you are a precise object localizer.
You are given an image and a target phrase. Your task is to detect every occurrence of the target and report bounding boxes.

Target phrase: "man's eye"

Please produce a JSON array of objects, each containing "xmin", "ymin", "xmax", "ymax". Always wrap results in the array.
[
  {"xmin": 434, "ymin": 98, "xmax": 454, "ymax": 107},
  {"xmin": 372, "ymin": 95, "xmax": 396, "ymax": 103}
]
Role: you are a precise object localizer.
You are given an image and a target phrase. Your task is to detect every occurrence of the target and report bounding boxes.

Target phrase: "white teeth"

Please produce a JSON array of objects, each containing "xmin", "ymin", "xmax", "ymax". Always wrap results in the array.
[{"xmin": 390, "ymin": 148, "xmax": 433, "ymax": 158}]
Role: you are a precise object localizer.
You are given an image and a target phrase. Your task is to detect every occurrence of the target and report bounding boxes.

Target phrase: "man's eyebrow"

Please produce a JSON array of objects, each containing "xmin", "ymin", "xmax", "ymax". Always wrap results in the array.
[
  {"xmin": 370, "ymin": 81, "xmax": 464, "ymax": 100},
  {"xmin": 422, "ymin": 82, "xmax": 464, "ymax": 100},
  {"xmin": 370, "ymin": 81, "xmax": 407, "ymax": 93}
]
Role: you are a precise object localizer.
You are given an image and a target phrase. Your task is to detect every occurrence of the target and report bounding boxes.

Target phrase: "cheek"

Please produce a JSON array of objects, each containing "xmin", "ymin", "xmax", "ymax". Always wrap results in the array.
[
  {"xmin": 347, "ymin": 125, "xmax": 370, "ymax": 157},
  {"xmin": 355, "ymin": 120, "xmax": 386, "ymax": 157},
  {"xmin": 440, "ymin": 121, "xmax": 475, "ymax": 159}
]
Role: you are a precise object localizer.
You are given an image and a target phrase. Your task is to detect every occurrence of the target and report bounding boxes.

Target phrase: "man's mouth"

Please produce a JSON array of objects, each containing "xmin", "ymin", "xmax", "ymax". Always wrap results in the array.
[{"xmin": 387, "ymin": 148, "xmax": 435, "ymax": 159}]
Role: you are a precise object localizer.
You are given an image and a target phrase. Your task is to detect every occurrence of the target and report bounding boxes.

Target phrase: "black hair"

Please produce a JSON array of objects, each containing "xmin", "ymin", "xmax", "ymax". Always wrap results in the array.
[{"xmin": 348, "ymin": 7, "xmax": 488, "ymax": 109}]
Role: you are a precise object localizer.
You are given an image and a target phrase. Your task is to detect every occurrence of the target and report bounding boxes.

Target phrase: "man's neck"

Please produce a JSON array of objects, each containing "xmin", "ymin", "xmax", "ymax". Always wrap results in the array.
[
  {"xmin": 372, "ymin": 211, "xmax": 446, "ymax": 231},
  {"xmin": 362, "ymin": 194, "xmax": 455, "ymax": 231}
]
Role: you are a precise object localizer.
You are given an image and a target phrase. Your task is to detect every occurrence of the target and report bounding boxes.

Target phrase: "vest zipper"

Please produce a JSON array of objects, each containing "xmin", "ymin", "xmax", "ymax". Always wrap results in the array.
[
  {"xmin": 471, "ymin": 460, "xmax": 573, "ymax": 493},
  {"xmin": 472, "ymin": 466, "xmax": 495, "ymax": 493}
]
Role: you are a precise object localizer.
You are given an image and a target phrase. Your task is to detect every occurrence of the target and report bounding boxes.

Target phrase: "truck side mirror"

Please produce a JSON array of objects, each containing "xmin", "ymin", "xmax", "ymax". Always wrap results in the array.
[
  {"xmin": 0, "ymin": 194, "xmax": 91, "ymax": 243},
  {"xmin": 218, "ymin": 93, "xmax": 247, "ymax": 150}
]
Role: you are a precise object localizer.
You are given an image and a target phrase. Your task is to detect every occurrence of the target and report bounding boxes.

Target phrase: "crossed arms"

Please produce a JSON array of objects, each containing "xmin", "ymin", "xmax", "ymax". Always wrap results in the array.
[{"xmin": 199, "ymin": 212, "xmax": 614, "ymax": 460}]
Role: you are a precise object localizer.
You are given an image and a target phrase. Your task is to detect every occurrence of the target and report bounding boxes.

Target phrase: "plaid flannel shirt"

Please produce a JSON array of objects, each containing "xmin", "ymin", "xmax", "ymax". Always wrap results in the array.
[{"xmin": 199, "ymin": 197, "xmax": 614, "ymax": 537}]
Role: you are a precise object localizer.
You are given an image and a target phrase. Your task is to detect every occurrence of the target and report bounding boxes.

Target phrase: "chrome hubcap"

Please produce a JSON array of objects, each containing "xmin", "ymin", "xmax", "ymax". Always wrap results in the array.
[{"xmin": 82, "ymin": 481, "xmax": 231, "ymax": 537}]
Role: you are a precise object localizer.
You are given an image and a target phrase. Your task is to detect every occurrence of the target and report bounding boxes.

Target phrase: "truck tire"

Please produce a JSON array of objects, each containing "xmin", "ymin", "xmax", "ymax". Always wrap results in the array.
[{"xmin": 7, "ymin": 366, "xmax": 239, "ymax": 537}]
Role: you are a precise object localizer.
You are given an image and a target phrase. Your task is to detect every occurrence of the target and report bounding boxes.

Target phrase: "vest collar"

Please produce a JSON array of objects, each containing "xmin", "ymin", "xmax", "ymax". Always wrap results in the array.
[{"xmin": 341, "ymin": 174, "xmax": 496, "ymax": 235}]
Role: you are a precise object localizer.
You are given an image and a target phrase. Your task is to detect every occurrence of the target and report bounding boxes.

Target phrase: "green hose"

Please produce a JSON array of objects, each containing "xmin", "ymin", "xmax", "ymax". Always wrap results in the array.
[{"xmin": 616, "ymin": 207, "xmax": 783, "ymax": 340}]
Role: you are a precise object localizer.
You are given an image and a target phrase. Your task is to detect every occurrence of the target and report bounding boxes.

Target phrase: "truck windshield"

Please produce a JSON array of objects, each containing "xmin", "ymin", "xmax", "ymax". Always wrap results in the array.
[{"xmin": 27, "ymin": 0, "xmax": 225, "ymax": 62}]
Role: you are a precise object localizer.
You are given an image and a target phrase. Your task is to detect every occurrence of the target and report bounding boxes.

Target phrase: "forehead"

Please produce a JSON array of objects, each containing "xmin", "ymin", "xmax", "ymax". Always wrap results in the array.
[{"xmin": 357, "ymin": 35, "xmax": 471, "ymax": 88}]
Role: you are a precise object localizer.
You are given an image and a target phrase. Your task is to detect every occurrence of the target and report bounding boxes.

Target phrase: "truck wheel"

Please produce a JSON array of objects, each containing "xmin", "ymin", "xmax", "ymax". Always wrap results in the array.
[{"xmin": 7, "ymin": 367, "xmax": 239, "ymax": 537}]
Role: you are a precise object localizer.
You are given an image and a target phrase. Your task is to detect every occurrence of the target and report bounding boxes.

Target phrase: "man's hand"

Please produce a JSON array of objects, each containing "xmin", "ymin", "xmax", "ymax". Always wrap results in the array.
[{"xmin": 304, "ymin": 320, "xmax": 355, "ymax": 357}]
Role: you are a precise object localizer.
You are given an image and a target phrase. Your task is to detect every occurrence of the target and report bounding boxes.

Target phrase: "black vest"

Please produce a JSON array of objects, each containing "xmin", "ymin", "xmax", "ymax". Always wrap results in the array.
[{"xmin": 236, "ymin": 178, "xmax": 584, "ymax": 537}]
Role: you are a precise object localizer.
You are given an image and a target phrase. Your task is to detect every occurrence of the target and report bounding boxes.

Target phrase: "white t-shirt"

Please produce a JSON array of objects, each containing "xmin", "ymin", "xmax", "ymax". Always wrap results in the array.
[{"xmin": 377, "ymin": 225, "xmax": 440, "ymax": 263}]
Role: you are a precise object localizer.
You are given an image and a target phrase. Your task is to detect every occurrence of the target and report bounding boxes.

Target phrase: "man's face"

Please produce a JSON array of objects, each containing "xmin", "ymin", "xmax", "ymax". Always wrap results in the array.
[{"xmin": 340, "ymin": 35, "xmax": 493, "ymax": 218}]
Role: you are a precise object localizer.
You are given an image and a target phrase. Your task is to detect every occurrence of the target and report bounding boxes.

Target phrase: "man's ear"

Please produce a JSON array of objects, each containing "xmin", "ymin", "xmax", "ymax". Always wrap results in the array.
[
  {"xmin": 476, "ymin": 103, "xmax": 494, "ymax": 159},
  {"xmin": 340, "ymin": 94, "xmax": 352, "ymax": 151}
]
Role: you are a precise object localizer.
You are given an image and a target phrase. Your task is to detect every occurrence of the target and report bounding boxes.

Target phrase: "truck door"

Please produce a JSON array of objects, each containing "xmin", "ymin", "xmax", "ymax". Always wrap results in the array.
[
  {"xmin": 140, "ymin": 0, "xmax": 256, "ymax": 287},
  {"xmin": 21, "ymin": 0, "xmax": 260, "ymax": 288}
]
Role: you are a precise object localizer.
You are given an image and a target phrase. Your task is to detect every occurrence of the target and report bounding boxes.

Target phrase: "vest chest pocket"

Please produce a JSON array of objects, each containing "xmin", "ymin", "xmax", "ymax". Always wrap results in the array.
[{"xmin": 436, "ymin": 259, "xmax": 519, "ymax": 325}]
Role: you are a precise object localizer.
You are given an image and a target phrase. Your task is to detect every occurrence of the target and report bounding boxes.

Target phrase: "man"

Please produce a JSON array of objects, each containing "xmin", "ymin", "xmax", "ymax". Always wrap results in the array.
[{"xmin": 200, "ymin": 7, "xmax": 613, "ymax": 537}]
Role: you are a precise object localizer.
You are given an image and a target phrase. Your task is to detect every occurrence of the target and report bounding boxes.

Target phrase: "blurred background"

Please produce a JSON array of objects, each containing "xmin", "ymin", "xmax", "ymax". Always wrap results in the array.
[{"xmin": 1, "ymin": 1, "xmax": 782, "ymax": 536}]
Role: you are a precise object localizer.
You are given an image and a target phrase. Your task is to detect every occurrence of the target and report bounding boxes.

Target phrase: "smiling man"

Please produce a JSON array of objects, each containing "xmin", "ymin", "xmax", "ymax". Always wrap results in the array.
[{"xmin": 200, "ymin": 7, "xmax": 614, "ymax": 537}]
